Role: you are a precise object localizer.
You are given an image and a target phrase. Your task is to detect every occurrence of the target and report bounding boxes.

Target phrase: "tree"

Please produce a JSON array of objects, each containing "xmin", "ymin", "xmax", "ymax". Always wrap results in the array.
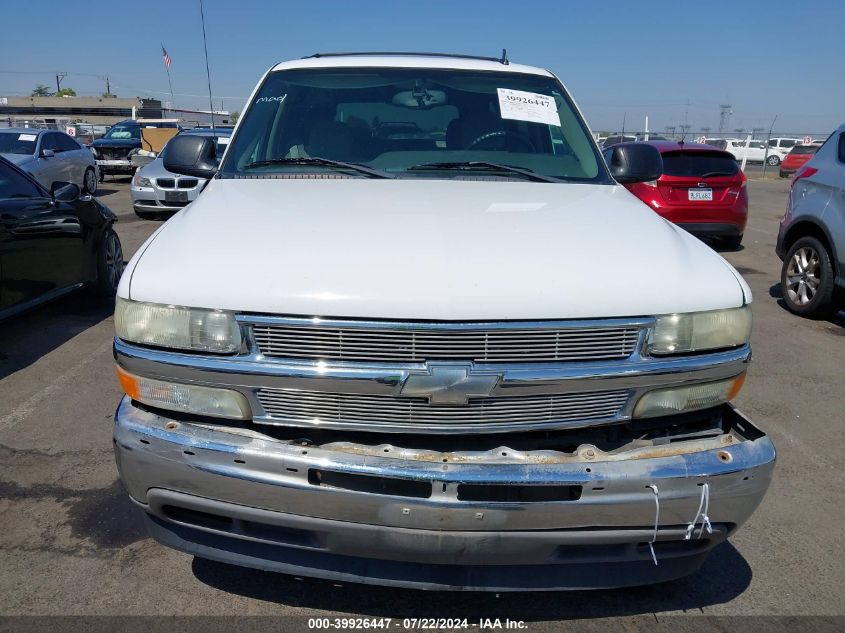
[
  {"xmin": 228, "ymin": 111, "xmax": 240, "ymax": 125},
  {"xmin": 31, "ymin": 85, "xmax": 52, "ymax": 97},
  {"xmin": 56, "ymin": 87, "xmax": 76, "ymax": 97}
]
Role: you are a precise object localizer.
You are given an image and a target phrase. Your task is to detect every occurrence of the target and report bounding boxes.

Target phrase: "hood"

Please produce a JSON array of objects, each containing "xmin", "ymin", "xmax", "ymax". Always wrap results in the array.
[
  {"xmin": 92, "ymin": 138, "xmax": 140, "ymax": 149},
  {"xmin": 138, "ymin": 157, "xmax": 176, "ymax": 179},
  {"xmin": 123, "ymin": 178, "xmax": 749, "ymax": 320},
  {"xmin": 1, "ymin": 153, "xmax": 35, "ymax": 167}
]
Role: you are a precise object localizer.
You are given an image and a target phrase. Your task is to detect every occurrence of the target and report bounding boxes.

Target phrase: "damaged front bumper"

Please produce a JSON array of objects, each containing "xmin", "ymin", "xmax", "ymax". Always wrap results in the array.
[{"xmin": 114, "ymin": 397, "xmax": 775, "ymax": 591}]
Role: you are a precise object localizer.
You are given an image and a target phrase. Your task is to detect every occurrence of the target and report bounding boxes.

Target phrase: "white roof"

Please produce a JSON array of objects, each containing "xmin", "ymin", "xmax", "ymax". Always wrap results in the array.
[{"xmin": 271, "ymin": 54, "xmax": 552, "ymax": 77}]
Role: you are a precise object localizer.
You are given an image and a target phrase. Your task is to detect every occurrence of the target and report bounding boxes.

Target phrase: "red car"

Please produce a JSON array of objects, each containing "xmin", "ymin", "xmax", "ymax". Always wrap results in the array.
[
  {"xmin": 607, "ymin": 141, "xmax": 748, "ymax": 248},
  {"xmin": 779, "ymin": 144, "xmax": 821, "ymax": 178}
]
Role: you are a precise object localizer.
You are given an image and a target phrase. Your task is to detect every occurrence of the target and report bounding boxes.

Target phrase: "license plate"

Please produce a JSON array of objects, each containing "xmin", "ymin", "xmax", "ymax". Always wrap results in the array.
[
  {"xmin": 164, "ymin": 191, "xmax": 188, "ymax": 203},
  {"xmin": 97, "ymin": 159, "xmax": 129, "ymax": 166},
  {"xmin": 688, "ymin": 188, "xmax": 712, "ymax": 201}
]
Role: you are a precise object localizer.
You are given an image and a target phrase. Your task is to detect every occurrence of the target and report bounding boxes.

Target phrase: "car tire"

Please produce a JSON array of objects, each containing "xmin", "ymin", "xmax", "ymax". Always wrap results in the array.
[
  {"xmin": 91, "ymin": 228, "xmax": 124, "ymax": 297},
  {"xmin": 767, "ymin": 155, "xmax": 781, "ymax": 166},
  {"xmin": 781, "ymin": 236, "xmax": 836, "ymax": 318},
  {"xmin": 723, "ymin": 234, "xmax": 743, "ymax": 249},
  {"xmin": 83, "ymin": 167, "xmax": 98, "ymax": 195}
]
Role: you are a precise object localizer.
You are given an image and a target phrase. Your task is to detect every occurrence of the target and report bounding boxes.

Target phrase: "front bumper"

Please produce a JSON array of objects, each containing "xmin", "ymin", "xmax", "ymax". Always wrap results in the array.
[
  {"xmin": 97, "ymin": 159, "xmax": 134, "ymax": 175},
  {"xmin": 114, "ymin": 397, "xmax": 775, "ymax": 590}
]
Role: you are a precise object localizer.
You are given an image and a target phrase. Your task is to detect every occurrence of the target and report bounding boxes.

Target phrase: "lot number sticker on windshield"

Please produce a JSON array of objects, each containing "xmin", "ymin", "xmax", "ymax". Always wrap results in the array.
[
  {"xmin": 497, "ymin": 89, "xmax": 560, "ymax": 126},
  {"xmin": 18, "ymin": 133, "xmax": 37, "ymax": 142}
]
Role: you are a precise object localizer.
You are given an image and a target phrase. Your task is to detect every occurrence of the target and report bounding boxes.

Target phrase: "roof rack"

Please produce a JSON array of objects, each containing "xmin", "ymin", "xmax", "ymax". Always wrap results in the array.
[{"xmin": 304, "ymin": 50, "xmax": 510, "ymax": 65}]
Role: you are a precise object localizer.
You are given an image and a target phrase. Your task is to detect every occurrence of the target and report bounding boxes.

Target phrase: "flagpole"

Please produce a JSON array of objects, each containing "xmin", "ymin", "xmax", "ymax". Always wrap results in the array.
[{"xmin": 161, "ymin": 43, "xmax": 174, "ymax": 114}]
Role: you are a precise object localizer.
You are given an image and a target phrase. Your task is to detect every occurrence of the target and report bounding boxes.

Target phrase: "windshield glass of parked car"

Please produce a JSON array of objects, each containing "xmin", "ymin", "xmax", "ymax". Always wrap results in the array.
[
  {"xmin": 660, "ymin": 151, "xmax": 740, "ymax": 177},
  {"xmin": 221, "ymin": 67, "xmax": 607, "ymax": 182},
  {"xmin": 103, "ymin": 125, "xmax": 140, "ymax": 140},
  {"xmin": 0, "ymin": 132, "xmax": 38, "ymax": 155}
]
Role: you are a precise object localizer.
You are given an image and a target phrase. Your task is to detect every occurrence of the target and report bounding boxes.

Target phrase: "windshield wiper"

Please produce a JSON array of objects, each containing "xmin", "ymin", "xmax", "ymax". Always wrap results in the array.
[
  {"xmin": 699, "ymin": 171, "xmax": 736, "ymax": 178},
  {"xmin": 242, "ymin": 157, "xmax": 394, "ymax": 179},
  {"xmin": 406, "ymin": 161, "xmax": 561, "ymax": 183}
]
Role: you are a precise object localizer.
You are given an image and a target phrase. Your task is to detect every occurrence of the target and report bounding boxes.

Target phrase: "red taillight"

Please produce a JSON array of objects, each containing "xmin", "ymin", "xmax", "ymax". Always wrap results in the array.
[{"xmin": 791, "ymin": 166, "xmax": 818, "ymax": 187}]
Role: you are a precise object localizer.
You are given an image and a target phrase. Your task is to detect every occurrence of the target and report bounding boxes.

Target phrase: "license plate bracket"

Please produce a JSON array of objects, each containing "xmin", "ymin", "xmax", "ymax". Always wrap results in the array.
[{"xmin": 164, "ymin": 191, "xmax": 188, "ymax": 203}]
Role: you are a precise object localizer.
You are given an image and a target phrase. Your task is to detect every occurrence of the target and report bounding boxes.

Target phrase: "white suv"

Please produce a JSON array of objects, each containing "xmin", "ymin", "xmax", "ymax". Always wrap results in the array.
[
  {"xmin": 111, "ymin": 53, "xmax": 774, "ymax": 591},
  {"xmin": 767, "ymin": 138, "xmax": 803, "ymax": 165}
]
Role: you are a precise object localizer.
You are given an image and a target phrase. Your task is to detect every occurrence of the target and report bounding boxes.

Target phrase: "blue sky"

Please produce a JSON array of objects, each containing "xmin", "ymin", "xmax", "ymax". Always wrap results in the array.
[{"xmin": 1, "ymin": 0, "xmax": 840, "ymax": 135}]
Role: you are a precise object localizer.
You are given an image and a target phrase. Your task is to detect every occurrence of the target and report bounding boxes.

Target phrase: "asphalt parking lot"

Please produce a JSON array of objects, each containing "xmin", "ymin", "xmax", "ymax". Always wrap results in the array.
[{"xmin": 0, "ymin": 175, "xmax": 843, "ymax": 628}]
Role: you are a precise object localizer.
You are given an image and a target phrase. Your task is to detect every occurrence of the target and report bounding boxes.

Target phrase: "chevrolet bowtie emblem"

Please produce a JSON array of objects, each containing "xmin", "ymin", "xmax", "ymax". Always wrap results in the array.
[{"xmin": 399, "ymin": 364, "xmax": 500, "ymax": 405}]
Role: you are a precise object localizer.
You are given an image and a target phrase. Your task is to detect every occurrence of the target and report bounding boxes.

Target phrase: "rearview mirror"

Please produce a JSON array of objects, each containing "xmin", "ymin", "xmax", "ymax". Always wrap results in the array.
[
  {"xmin": 162, "ymin": 134, "xmax": 218, "ymax": 179},
  {"xmin": 41, "ymin": 148, "xmax": 55, "ymax": 158},
  {"xmin": 51, "ymin": 181, "xmax": 80, "ymax": 202},
  {"xmin": 608, "ymin": 143, "xmax": 663, "ymax": 184}
]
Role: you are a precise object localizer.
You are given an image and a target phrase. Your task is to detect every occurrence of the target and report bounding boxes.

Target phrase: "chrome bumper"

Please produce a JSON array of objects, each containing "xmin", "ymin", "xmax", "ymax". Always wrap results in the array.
[{"xmin": 114, "ymin": 397, "xmax": 775, "ymax": 590}]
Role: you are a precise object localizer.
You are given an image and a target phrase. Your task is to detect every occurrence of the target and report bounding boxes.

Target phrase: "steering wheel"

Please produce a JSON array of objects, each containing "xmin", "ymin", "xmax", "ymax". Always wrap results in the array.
[{"xmin": 466, "ymin": 130, "xmax": 536, "ymax": 152}]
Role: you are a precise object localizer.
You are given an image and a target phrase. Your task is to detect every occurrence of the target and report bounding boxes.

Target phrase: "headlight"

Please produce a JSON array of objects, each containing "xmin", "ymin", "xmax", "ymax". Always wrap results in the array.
[
  {"xmin": 117, "ymin": 367, "xmax": 250, "ymax": 419},
  {"xmin": 132, "ymin": 173, "xmax": 152, "ymax": 187},
  {"xmin": 114, "ymin": 297, "xmax": 241, "ymax": 353},
  {"xmin": 648, "ymin": 306, "xmax": 752, "ymax": 355},
  {"xmin": 633, "ymin": 374, "xmax": 746, "ymax": 418},
  {"xmin": 89, "ymin": 146, "xmax": 98, "ymax": 157}
]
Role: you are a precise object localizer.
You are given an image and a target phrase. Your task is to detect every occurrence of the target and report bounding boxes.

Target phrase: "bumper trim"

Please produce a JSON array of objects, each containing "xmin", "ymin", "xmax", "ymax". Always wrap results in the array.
[{"xmin": 140, "ymin": 492, "xmax": 728, "ymax": 591}]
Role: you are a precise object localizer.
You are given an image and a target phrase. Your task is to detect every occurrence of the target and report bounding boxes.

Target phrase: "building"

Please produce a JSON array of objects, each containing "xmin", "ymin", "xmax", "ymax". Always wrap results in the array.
[{"xmin": 0, "ymin": 95, "xmax": 164, "ymax": 127}]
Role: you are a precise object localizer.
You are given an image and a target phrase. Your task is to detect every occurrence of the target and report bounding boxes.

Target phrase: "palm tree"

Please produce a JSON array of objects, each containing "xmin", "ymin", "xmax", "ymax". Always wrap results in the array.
[{"xmin": 31, "ymin": 85, "xmax": 52, "ymax": 97}]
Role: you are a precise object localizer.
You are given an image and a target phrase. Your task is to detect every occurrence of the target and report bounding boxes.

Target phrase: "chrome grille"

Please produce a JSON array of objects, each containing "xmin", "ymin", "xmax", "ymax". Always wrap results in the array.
[
  {"xmin": 252, "ymin": 322, "xmax": 640, "ymax": 363},
  {"xmin": 255, "ymin": 388, "xmax": 630, "ymax": 432}
]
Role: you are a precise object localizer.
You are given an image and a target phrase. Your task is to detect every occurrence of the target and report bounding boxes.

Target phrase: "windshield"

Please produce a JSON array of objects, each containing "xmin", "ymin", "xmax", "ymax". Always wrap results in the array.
[
  {"xmin": 221, "ymin": 67, "xmax": 607, "ymax": 183},
  {"xmin": 0, "ymin": 132, "xmax": 38, "ymax": 155},
  {"xmin": 103, "ymin": 124, "xmax": 140, "ymax": 140},
  {"xmin": 661, "ymin": 151, "xmax": 740, "ymax": 177}
]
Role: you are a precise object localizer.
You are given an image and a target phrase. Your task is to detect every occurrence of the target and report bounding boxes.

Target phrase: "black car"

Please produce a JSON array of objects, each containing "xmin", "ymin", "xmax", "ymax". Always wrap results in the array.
[
  {"xmin": 0, "ymin": 155, "xmax": 123, "ymax": 320},
  {"xmin": 91, "ymin": 119, "xmax": 180, "ymax": 179}
]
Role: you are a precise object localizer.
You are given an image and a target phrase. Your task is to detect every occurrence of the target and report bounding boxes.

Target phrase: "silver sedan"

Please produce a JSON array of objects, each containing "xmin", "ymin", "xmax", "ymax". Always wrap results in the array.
[
  {"xmin": 0, "ymin": 128, "xmax": 99, "ymax": 194},
  {"xmin": 130, "ymin": 129, "xmax": 230, "ymax": 218}
]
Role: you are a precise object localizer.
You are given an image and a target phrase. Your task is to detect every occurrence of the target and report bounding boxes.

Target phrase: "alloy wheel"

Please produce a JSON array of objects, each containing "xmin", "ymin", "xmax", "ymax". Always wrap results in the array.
[
  {"xmin": 785, "ymin": 246, "xmax": 820, "ymax": 305},
  {"xmin": 85, "ymin": 169, "xmax": 97, "ymax": 194},
  {"xmin": 104, "ymin": 233, "xmax": 123, "ymax": 290}
]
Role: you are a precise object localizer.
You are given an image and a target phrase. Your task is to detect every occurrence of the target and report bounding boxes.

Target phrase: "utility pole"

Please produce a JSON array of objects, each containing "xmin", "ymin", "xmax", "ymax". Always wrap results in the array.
[
  {"xmin": 679, "ymin": 124, "xmax": 691, "ymax": 141},
  {"xmin": 55, "ymin": 72, "xmax": 67, "ymax": 95},
  {"xmin": 718, "ymin": 104, "xmax": 732, "ymax": 136},
  {"xmin": 762, "ymin": 115, "xmax": 778, "ymax": 178}
]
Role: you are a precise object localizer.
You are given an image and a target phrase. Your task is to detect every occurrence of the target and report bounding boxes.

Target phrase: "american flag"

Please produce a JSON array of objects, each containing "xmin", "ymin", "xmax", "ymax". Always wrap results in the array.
[{"xmin": 161, "ymin": 46, "xmax": 172, "ymax": 69}]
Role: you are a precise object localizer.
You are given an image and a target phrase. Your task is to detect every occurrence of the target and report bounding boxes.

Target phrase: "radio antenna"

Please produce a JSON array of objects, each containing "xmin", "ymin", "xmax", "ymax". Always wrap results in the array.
[{"xmin": 199, "ymin": 0, "xmax": 215, "ymax": 135}]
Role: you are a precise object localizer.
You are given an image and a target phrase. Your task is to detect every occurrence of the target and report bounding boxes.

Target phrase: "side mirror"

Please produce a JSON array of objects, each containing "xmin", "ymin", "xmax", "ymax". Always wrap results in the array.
[
  {"xmin": 51, "ymin": 181, "xmax": 80, "ymax": 202},
  {"xmin": 608, "ymin": 143, "xmax": 663, "ymax": 184},
  {"xmin": 41, "ymin": 148, "xmax": 55, "ymax": 158},
  {"xmin": 162, "ymin": 134, "xmax": 218, "ymax": 179}
]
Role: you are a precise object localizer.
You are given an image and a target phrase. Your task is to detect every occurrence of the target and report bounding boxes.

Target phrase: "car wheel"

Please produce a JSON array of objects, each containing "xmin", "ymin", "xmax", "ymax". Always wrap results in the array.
[
  {"xmin": 723, "ymin": 234, "xmax": 743, "ymax": 249},
  {"xmin": 92, "ymin": 228, "xmax": 124, "ymax": 296},
  {"xmin": 781, "ymin": 236, "xmax": 836, "ymax": 318},
  {"xmin": 83, "ymin": 167, "xmax": 98, "ymax": 195},
  {"xmin": 767, "ymin": 154, "xmax": 781, "ymax": 166}
]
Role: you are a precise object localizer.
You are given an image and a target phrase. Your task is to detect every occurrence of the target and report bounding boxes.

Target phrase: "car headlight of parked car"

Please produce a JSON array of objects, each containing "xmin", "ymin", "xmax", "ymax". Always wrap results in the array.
[
  {"xmin": 633, "ymin": 374, "xmax": 746, "ymax": 418},
  {"xmin": 132, "ymin": 173, "xmax": 152, "ymax": 187},
  {"xmin": 647, "ymin": 306, "xmax": 752, "ymax": 355},
  {"xmin": 114, "ymin": 297, "xmax": 242, "ymax": 353},
  {"xmin": 89, "ymin": 147, "xmax": 98, "ymax": 157}
]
